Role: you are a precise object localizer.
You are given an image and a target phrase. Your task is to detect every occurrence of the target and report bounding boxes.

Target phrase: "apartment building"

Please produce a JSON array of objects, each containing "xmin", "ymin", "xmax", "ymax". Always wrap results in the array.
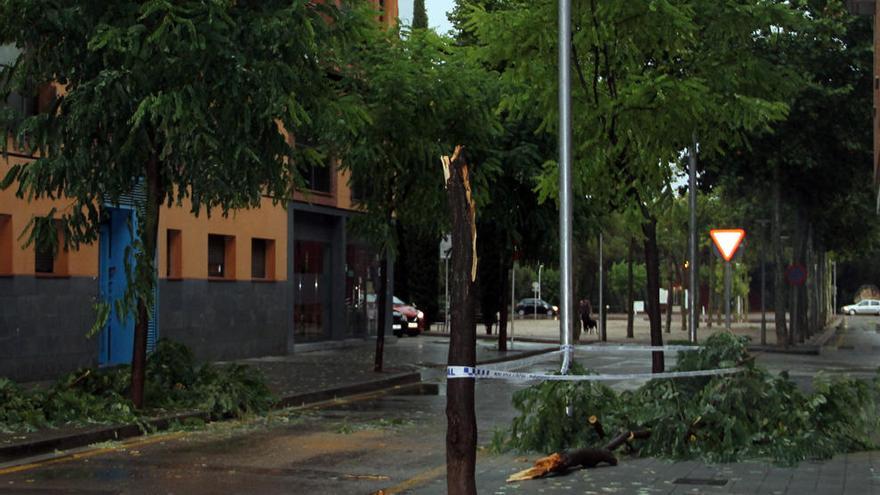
[{"xmin": 0, "ymin": 1, "xmax": 397, "ymax": 381}]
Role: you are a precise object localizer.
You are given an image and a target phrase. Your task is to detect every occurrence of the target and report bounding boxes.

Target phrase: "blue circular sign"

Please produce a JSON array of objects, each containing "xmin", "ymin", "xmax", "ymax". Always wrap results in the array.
[{"xmin": 785, "ymin": 264, "xmax": 807, "ymax": 286}]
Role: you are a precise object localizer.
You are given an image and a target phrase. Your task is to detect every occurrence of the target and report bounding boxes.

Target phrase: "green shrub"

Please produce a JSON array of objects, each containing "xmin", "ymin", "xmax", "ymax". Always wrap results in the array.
[
  {"xmin": 193, "ymin": 363, "xmax": 275, "ymax": 419},
  {"xmin": 495, "ymin": 333, "xmax": 880, "ymax": 465},
  {"xmin": 0, "ymin": 339, "xmax": 275, "ymax": 433}
]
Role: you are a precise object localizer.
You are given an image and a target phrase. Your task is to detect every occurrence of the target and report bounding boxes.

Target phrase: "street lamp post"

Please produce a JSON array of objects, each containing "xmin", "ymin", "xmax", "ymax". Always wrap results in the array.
[
  {"xmin": 536, "ymin": 264, "xmax": 544, "ymax": 320},
  {"xmin": 688, "ymin": 137, "xmax": 698, "ymax": 342},
  {"xmin": 599, "ymin": 232, "xmax": 606, "ymax": 341},
  {"xmin": 558, "ymin": 0, "xmax": 574, "ymax": 375}
]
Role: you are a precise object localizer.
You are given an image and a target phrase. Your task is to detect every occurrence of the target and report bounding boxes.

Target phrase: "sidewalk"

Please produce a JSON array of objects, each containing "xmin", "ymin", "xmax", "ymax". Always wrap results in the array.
[
  {"xmin": 417, "ymin": 451, "xmax": 880, "ymax": 494},
  {"xmin": 0, "ymin": 337, "xmax": 555, "ymax": 463},
  {"xmin": 446, "ymin": 313, "xmax": 840, "ymax": 352}
]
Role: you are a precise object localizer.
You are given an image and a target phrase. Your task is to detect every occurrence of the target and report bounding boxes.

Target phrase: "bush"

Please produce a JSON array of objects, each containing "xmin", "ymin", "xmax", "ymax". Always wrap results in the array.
[
  {"xmin": 0, "ymin": 339, "xmax": 276, "ymax": 433},
  {"xmin": 494, "ymin": 333, "xmax": 880, "ymax": 465}
]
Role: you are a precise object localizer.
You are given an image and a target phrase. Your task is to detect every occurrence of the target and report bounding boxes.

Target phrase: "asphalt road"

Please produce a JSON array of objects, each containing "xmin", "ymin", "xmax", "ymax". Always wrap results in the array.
[{"xmin": 2, "ymin": 316, "xmax": 879, "ymax": 494}]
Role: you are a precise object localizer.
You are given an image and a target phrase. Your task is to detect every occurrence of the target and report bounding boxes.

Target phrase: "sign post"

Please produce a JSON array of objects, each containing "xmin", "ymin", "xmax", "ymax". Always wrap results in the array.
[{"xmin": 710, "ymin": 229, "xmax": 746, "ymax": 331}]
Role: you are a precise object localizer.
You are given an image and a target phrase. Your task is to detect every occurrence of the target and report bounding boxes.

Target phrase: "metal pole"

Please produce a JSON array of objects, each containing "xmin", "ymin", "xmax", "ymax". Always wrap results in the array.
[
  {"xmin": 688, "ymin": 137, "xmax": 698, "ymax": 342},
  {"xmin": 725, "ymin": 261, "xmax": 732, "ymax": 331},
  {"xmin": 599, "ymin": 232, "xmax": 605, "ymax": 341},
  {"xmin": 538, "ymin": 264, "xmax": 543, "ymax": 304},
  {"xmin": 558, "ymin": 0, "xmax": 573, "ymax": 374}
]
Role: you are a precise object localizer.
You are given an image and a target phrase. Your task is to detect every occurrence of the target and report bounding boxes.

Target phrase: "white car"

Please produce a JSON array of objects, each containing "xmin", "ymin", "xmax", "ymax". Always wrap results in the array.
[{"xmin": 841, "ymin": 299, "xmax": 880, "ymax": 315}]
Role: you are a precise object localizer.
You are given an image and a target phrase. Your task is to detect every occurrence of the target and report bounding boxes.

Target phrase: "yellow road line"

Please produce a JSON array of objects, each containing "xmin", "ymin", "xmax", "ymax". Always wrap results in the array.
[
  {"xmin": 378, "ymin": 450, "xmax": 490, "ymax": 495},
  {"xmin": 379, "ymin": 464, "xmax": 447, "ymax": 495},
  {"xmin": 0, "ymin": 431, "xmax": 187, "ymax": 476}
]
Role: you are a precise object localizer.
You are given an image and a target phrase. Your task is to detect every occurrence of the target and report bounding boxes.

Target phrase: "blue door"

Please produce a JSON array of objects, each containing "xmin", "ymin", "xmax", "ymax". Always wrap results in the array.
[{"xmin": 99, "ymin": 207, "xmax": 136, "ymax": 366}]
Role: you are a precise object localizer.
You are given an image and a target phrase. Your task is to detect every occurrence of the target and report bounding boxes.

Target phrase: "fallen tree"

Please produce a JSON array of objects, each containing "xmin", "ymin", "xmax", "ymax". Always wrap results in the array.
[
  {"xmin": 508, "ymin": 430, "xmax": 651, "ymax": 481},
  {"xmin": 493, "ymin": 333, "xmax": 880, "ymax": 475}
]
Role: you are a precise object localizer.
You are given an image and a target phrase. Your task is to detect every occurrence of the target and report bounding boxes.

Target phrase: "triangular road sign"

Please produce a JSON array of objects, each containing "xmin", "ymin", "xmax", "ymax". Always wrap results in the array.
[{"xmin": 710, "ymin": 229, "xmax": 745, "ymax": 262}]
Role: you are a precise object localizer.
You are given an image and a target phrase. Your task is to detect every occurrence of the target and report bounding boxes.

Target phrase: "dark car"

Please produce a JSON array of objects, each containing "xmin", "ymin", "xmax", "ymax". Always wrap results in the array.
[
  {"xmin": 392, "ymin": 296, "xmax": 425, "ymax": 336},
  {"xmin": 515, "ymin": 298, "xmax": 558, "ymax": 317},
  {"xmin": 369, "ymin": 295, "xmax": 426, "ymax": 336}
]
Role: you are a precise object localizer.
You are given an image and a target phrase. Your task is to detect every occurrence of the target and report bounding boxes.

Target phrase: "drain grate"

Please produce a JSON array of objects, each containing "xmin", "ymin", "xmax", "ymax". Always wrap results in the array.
[
  {"xmin": 673, "ymin": 478, "xmax": 729, "ymax": 486},
  {"xmin": 839, "ymin": 345, "xmax": 855, "ymax": 350}
]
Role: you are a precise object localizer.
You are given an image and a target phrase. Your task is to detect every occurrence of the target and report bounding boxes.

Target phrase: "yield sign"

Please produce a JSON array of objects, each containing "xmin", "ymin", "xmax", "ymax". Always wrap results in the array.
[{"xmin": 710, "ymin": 229, "xmax": 745, "ymax": 262}]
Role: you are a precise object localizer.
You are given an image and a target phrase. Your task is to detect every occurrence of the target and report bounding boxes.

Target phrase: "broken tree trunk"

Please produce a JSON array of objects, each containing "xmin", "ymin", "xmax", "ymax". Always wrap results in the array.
[
  {"xmin": 442, "ymin": 146, "xmax": 478, "ymax": 495},
  {"xmin": 507, "ymin": 430, "xmax": 651, "ymax": 482}
]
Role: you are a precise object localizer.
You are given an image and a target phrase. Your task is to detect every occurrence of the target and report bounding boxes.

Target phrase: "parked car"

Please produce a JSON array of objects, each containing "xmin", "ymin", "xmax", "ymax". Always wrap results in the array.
[
  {"xmin": 515, "ymin": 298, "xmax": 558, "ymax": 317},
  {"xmin": 367, "ymin": 294, "xmax": 426, "ymax": 336},
  {"xmin": 841, "ymin": 299, "xmax": 880, "ymax": 315},
  {"xmin": 392, "ymin": 296, "xmax": 425, "ymax": 336}
]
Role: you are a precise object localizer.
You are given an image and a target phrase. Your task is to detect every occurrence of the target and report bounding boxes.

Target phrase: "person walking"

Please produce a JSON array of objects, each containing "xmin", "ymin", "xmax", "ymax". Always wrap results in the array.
[{"xmin": 578, "ymin": 298, "xmax": 595, "ymax": 341}]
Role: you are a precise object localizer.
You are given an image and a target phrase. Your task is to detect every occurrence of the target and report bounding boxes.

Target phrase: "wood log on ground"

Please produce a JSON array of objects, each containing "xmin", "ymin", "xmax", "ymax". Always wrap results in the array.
[
  {"xmin": 588, "ymin": 415, "xmax": 606, "ymax": 438},
  {"xmin": 604, "ymin": 430, "xmax": 651, "ymax": 451},
  {"xmin": 506, "ymin": 430, "xmax": 651, "ymax": 482}
]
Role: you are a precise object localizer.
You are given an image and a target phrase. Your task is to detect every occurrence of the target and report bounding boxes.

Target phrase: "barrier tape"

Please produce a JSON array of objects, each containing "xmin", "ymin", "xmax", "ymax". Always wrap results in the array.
[
  {"xmin": 481, "ymin": 350, "xmax": 564, "ymax": 372},
  {"xmin": 572, "ymin": 344, "xmax": 704, "ymax": 353},
  {"xmin": 446, "ymin": 365, "xmax": 743, "ymax": 382}
]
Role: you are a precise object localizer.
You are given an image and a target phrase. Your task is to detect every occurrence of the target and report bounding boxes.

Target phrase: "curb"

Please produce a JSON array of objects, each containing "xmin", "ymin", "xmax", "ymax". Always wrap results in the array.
[
  {"xmin": 274, "ymin": 371, "xmax": 421, "ymax": 409},
  {"xmin": 0, "ymin": 371, "xmax": 422, "ymax": 463}
]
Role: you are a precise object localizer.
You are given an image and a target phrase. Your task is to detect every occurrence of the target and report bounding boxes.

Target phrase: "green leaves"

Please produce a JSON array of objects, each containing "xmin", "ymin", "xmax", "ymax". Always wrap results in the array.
[
  {"xmin": 342, "ymin": 27, "xmax": 501, "ymax": 250},
  {"xmin": 495, "ymin": 333, "xmax": 880, "ymax": 465},
  {"xmin": 0, "ymin": 340, "xmax": 275, "ymax": 433}
]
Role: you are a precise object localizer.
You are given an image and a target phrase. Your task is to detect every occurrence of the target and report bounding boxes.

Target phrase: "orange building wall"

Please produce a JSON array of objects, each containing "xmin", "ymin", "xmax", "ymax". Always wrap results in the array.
[
  {"xmin": 0, "ymin": 152, "xmax": 99, "ymax": 277},
  {"xmin": 1, "ymin": 151, "xmax": 289, "ymax": 281},
  {"xmin": 159, "ymin": 196, "xmax": 288, "ymax": 282}
]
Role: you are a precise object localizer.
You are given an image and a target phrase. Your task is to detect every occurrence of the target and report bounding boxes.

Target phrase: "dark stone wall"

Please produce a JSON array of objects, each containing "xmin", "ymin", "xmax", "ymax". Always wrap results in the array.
[
  {"xmin": 159, "ymin": 279, "xmax": 289, "ymax": 362},
  {"xmin": 0, "ymin": 276, "xmax": 99, "ymax": 381}
]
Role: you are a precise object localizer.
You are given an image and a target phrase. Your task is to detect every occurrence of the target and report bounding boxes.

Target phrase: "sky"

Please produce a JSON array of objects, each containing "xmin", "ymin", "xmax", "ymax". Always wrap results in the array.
[{"xmin": 398, "ymin": 0, "xmax": 456, "ymax": 35}]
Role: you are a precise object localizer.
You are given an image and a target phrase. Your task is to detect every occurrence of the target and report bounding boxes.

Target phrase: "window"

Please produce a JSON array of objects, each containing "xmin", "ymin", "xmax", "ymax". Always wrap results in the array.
[
  {"xmin": 33, "ymin": 220, "xmax": 67, "ymax": 276},
  {"xmin": 300, "ymin": 161, "xmax": 332, "ymax": 193},
  {"xmin": 0, "ymin": 214, "xmax": 10, "ymax": 275},
  {"xmin": 208, "ymin": 234, "xmax": 235, "ymax": 279},
  {"xmin": 166, "ymin": 229, "xmax": 182, "ymax": 278},
  {"xmin": 1, "ymin": 46, "xmax": 38, "ymax": 123},
  {"xmin": 350, "ymin": 174, "xmax": 369, "ymax": 204},
  {"xmin": 251, "ymin": 238, "xmax": 276, "ymax": 280}
]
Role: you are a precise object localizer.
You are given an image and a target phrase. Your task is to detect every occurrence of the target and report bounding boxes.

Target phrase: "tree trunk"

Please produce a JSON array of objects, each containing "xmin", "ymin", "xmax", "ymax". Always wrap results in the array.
[
  {"xmin": 773, "ymin": 168, "xmax": 787, "ymax": 345},
  {"xmin": 131, "ymin": 155, "xmax": 162, "ymax": 409},
  {"xmin": 792, "ymin": 211, "xmax": 807, "ymax": 344},
  {"xmin": 442, "ymin": 147, "xmax": 478, "ymax": 495},
  {"xmin": 665, "ymin": 260, "xmax": 673, "ymax": 334},
  {"xmin": 707, "ymin": 248, "xmax": 713, "ymax": 329},
  {"xmin": 498, "ymin": 256, "xmax": 509, "ymax": 352},
  {"xmin": 641, "ymin": 216, "xmax": 664, "ymax": 373},
  {"xmin": 374, "ymin": 252, "xmax": 389, "ymax": 372},
  {"xmin": 626, "ymin": 239, "xmax": 635, "ymax": 339}
]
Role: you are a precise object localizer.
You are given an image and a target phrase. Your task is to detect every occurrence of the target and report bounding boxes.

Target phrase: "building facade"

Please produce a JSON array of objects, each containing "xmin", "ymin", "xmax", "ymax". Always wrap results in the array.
[{"xmin": 0, "ymin": 1, "xmax": 396, "ymax": 382}]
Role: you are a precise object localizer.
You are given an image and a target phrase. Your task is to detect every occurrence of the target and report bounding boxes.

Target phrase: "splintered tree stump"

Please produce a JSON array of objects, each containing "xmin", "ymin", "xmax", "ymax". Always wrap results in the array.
[
  {"xmin": 442, "ymin": 146, "xmax": 479, "ymax": 495},
  {"xmin": 507, "ymin": 430, "xmax": 651, "ymax": 482}
]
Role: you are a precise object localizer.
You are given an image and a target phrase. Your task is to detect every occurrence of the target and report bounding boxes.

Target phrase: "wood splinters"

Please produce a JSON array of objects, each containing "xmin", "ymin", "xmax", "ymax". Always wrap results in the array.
[{"xmin": 506, "ymin": 448, "xmax": 617, "ymax": 482}]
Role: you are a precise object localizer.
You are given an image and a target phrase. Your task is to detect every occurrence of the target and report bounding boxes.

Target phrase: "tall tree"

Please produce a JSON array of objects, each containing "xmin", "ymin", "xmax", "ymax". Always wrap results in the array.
[
  {"xmin": 702, "ymin": 0, "xmax": 876, "ymax": 343},
  {"xmin": 0, "ymin": 0, "xmax": 371, "ymax": 407},
  {"xmin": 343, "ymin": 27, "xmax": 498, "ymax": 370},
  {"xmin": 468, "ymin": 0, "xmax": 793, "ymax": 370},
  {"xmin": 413, "ymin": 0, "xmax": 429, "ymax": 29}
]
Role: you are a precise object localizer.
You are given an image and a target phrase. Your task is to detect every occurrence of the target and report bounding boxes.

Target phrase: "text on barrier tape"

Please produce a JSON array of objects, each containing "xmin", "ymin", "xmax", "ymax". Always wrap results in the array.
[{"xmin": 446, "ymin": 365, "xmax": 743, "ymax": 381}]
